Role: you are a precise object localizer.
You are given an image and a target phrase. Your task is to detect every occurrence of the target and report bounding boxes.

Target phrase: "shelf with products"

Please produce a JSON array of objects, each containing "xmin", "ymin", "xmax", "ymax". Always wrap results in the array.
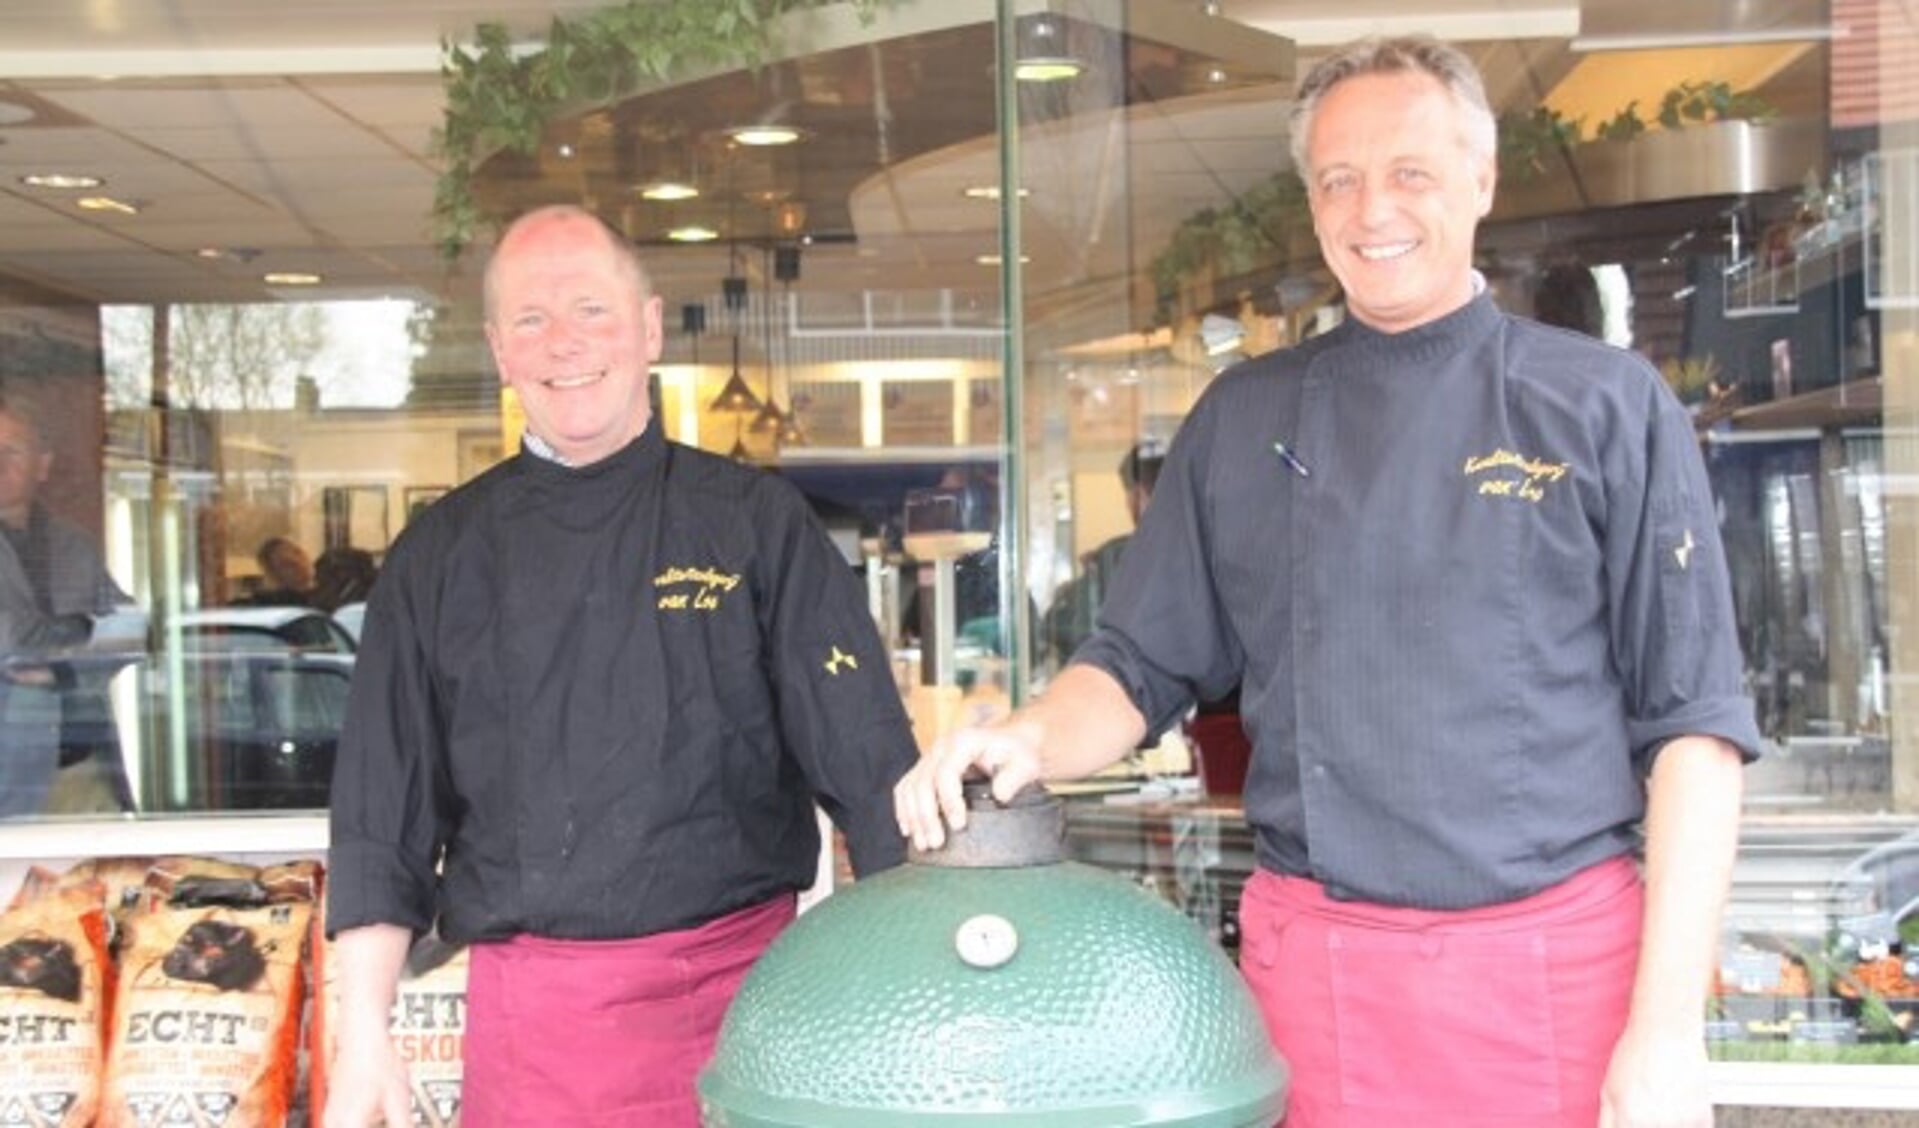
[
  {"xmin": 3, "ymin": 804, "xmax": 1918, "ymax": 1109},
  {"xmin": 1723, "ymin": 150, "xmax": 1915, "ymax": 319},
  {"xmin": 0, "ymin": 814, "xmax": 329, "ymax": 902},
  {"xmin": 1062, "ymin": 792, "xmax": 1919, "ymax": 1104},
  {"xmin": 1722, "ymin": 209, "xmax": 1862, "ymax": 319}
]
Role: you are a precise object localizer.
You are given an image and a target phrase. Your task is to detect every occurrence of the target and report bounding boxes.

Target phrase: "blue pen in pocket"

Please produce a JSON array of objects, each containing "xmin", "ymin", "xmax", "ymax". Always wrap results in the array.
[{"xmin": 1273, "ymin": 440, "xmax": 1311, "ymax": 478}]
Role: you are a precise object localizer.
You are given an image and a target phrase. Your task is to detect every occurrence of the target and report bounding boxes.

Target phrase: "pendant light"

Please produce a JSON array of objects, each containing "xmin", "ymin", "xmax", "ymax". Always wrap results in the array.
[
  {"xmin": 776, "ymin": 410, "xmax": 807, "ymax": 448},
  {"xmin": 709, "ymin": 333, "xmax": 762, "ymax": 414},
  {"xmin": 747, "ymin": 393, "xmax": 788, "ymax": 434},
  {"xmin": 747, "ymin": 246, "xmax": 789, "ymax": 435},
  {"xmin": 774, "ymin": 246, "xmax": 806, "ymax": 448}
]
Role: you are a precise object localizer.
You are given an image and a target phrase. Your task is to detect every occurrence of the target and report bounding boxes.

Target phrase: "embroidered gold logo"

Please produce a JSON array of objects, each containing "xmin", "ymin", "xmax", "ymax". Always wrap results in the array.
[
  {"xmin": 824, "ymin": 645, "xmax": 859, "ymax": 676},
  {"xmin": 654, "ymin": 565, "xmax": 742, "ymax": 612},
  {"xmin": 1462, "ymin": 448, "xmax": 1570, "ymax": 504}
]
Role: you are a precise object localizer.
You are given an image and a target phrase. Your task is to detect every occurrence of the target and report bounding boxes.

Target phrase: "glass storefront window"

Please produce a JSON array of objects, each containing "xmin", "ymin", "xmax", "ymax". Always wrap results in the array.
[{"xmin": 1, "ymin": 0, "xmax": 1916, "ymax": 1104}]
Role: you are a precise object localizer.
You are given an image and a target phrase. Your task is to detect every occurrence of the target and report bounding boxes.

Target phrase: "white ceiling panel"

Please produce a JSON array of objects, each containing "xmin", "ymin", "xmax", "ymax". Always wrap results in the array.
[
  {"xmin": 35, "ymin": 84, "xmax": 304, "ymax": 131},
  {"xmin": 0, "ymin": 0, "xmax": 1807, "ymax": 314},
  {"xmin": 0, "ymin": 126, "xmax": 176, "ymax": 169},
  {"xmin": 310, "ymin": 212, "xmax": 438, "ymax": 246},
  {"xmin": 274, "ymin": 189, "xmax": 443, "ymax": 226},
  {"xmin": 358, "ymin": 123, "xmax": 441, "ymax": 160},
  {"xmin": 116, "ymin": 126, "xmax": 352, "ymax": 163},
  {"xmin": 0, "ymin": 1, "xmax": 611, "ymax": 55},
  {"xmin": 0, "ymin": 220, "xmax": 157, "ymax": 252},
  {"xmin": 297, "ymin": 76, "xmax": 447, "ymax": 129},
  {"xmin": 130, "ymin": 219, "xmax": 325, "ymax": 250},
  {"xmin": 116, "ymin": 190, "xmax": 298, "ymax": 224},
  {"xmin": 0, "ymin": 192, "xmax": 66, "ymax": 223},
  {"xmin": 355, "ymin": 244, "xmax": 468, "ymax": 272},
  {"xmin": 14, "ymin": 247, "xmax": 209, "ymax": 274},
  {"xmin": 195, "ymin": 156, "xmax": 432, "ymax": 197}
]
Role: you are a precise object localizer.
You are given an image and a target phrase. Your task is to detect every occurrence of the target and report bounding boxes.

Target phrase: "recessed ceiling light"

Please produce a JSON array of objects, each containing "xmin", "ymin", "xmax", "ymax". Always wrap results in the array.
[
  {"xmin": 726, "ymin": 124, "xmax": 804, "ymax": 147},
  {"xmin": 77, "ymin": 195, "xmax": 141, "ymax": 214},
  {"xmin": 667, "ymin": 225, "xmax": 719, "ymax": 243},
  {"xmin": 556, "ymin": 143, "xmax": 577, "ymax": 159},
  {"xmin": 962, "ymin": 185, "xmax": 1030, "ymax": 201},
  {"xmin": 1015, "ymin": 14, "xmax": 1082, "ymax": 82},
  {"xmin": 1014, "ymin": 57, "xmax": 1083, "ymax": 82},
  {"xmin": 21, "ymin": 172, "xmax": 103, "ymax": 189},
  {"xmin": 638, "ymin": 181, "xmax": 700, "ymax": 201},
  {"xmin": 1206, "ymin": 66, "xmax": 1228, "ymax": 84},
  {"xmin": 264, "ymin": 271, "xmax": 322, "ymax": 286},
  {"xmin": 198, "ymin": 246, "xmax": 261, "ymax": 264}
]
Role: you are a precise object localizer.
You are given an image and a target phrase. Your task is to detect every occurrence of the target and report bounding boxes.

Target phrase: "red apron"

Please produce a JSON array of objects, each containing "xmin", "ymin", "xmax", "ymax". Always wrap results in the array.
[
  {"xmin": 1238, "ymin": 857, "xmax": 1642, "ymax": 1128},
  {"xmin": 460, "ymin": 894, "xmax": 795, "ymax": 1127}
]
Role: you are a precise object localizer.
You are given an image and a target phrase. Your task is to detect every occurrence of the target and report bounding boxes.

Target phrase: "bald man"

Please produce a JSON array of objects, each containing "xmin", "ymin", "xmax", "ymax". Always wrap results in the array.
[{"xmin": 324, "ymin": 207, "xmax": 917, "ymax": 1126}]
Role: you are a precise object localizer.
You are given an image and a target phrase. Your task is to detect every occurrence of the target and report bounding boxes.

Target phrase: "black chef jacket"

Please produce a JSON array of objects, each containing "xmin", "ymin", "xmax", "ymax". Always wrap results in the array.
[
  {"xmin": 1075, "ymin": 295, "xmax": 1761, "ymax": 910},
  {"xmin": 327, "ymin": 421, "xmax": 916, "ymax": 943}
]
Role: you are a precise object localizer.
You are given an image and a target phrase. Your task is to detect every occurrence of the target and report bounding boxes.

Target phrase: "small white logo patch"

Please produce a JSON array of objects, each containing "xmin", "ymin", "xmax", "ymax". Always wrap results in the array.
[{"xmin": 1674, "ymin": 529, "xmax": 1696, "ymax": 570}]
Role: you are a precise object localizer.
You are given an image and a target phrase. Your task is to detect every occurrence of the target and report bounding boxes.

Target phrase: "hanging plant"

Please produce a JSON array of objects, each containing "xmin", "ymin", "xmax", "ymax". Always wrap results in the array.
[
  {"xmin": 1656, "ymin": 79, "xmax": 1774, "ymax": 130},
  {"xmin": 1498, "ymin": 81, "xmax": 1774, "ymax": 183},
  {"xmin": 1593, "ymin": 102, "xmax": 1647, "ymax": 143},
  {"xmin": 433, "ymin": 0, "xmax": 887, "ymax": 259},
  {"xmin": 1146, "ymin": 171, "xmax": 1309, "ymax": 324},
  {"xmin": 1497, "ymin": 105, "xmax": 1584, "ymax": 181}
]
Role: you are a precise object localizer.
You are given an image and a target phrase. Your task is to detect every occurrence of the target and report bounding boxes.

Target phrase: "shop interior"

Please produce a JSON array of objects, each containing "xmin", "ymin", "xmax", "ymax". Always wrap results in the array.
[{"xmin": 0, "ymin": 0, "xmax": 1916, "ymax": 1112}]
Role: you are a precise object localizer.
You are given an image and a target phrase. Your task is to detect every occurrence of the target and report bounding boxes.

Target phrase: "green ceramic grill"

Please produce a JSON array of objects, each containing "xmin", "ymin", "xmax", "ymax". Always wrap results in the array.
[{"xmin": 698, "ymin": 783, "xmax": 1288, "ymax": 1126}]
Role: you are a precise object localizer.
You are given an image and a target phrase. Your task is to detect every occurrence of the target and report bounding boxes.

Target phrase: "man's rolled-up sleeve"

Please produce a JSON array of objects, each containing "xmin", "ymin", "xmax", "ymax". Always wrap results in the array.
[{"xmin": 1605, "ymin": 380, "xmax": 1763, "ymax": 773}]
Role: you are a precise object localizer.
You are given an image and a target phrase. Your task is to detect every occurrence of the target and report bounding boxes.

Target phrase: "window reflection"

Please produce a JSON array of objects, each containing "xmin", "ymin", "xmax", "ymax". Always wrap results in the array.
[
  {"xmin": 0, "ymin": 0, "xmax": 1916, "ymax": 1081},
  {"xmin": 0, "ymin": 296, "xmax": 477, "ymax": 818}
]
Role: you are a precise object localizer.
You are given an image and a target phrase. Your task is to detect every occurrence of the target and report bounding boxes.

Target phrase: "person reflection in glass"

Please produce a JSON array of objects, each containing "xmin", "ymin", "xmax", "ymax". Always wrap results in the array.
[
  {"xmin": 0, "ymin": 402, "xmax": 134, "ymax": 816},
  {"xmin": 1041, "ymin": 443, "xmax": 1163, "ymax": 668},
  {"xmin": 243, "ymin": 535, "xmax": 316, "ymax": 606}
]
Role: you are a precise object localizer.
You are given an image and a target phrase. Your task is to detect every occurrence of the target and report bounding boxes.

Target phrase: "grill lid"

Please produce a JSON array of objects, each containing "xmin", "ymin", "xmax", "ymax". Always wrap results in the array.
[{"xmin": 698, "ymin": 788, "xmax": 1288, "ymax": 1126}]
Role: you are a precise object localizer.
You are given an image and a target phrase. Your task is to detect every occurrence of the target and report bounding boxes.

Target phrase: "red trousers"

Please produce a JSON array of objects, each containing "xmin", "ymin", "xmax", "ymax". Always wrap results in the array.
[
  {"xmin": 1238, "ymin": 858, "xmax": 1642, "ymax": 1128},
  {"xmin": 460, "ymin": 895, "xmax": 795, "ymax": 1127}
]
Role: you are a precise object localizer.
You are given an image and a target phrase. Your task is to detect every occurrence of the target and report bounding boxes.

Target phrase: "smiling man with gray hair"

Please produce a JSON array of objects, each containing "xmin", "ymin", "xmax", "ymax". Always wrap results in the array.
[{"xmin": 898, "ymin": 36, "xmax": 1756, "ymax": 1128}]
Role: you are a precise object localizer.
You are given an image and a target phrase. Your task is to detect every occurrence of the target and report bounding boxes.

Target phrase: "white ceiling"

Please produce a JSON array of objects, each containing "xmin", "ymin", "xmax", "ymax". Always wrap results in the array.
[{"xmin": 0, "ymin": 0, "xmax": 1780, "ymax": 315}]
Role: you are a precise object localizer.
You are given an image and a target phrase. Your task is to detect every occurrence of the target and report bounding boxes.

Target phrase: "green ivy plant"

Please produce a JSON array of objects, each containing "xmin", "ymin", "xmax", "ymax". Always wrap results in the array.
[
  {"xmin": 1147, "ymin": 172, "xmax": 1309, "ymax": 324},
  {"xmin": 1497, "ymin": 106, "xmax": 1585, "ymax": 180},
  {"xmin": 1657, "ymin": 79, "xmax": 1774, "ymax": 130},
  {"xmin": 1593, "ymin": 102, "xmax": 1647, "ymax": 143},
  {"xmin": 1147, "ymin": 75, "xmax": 1780, "ymax": 326},
  {"xmin": 433, "ymin": 0, "xmax": 885, "ymax": 259},
  {"xmin": 1497, "ymin": 81, "xmax": 1773, "ymax": 184}
]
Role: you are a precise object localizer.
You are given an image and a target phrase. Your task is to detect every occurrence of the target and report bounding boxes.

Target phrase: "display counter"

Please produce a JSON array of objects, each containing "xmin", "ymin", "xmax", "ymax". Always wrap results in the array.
[
  {"xmin": 1060, "ymin": 789, "xmax": 1919, "ymax": 1112},
  {"xmin": 5, "ymin": 800, "xmax": 1917, "ymax": 1114},
  {"xmin": 0, "ymin": 814, "xmax": 329, "ymax": 896}
]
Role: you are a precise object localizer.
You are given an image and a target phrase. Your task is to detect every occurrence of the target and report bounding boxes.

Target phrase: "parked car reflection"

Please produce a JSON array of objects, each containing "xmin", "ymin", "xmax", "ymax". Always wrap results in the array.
[
  {"xmin": 127, "ymin": 606, "xmax": 357, "ymax": 813},
  {"xmin": 331, "ymin": 601, "xmax": 366, "ymax": 646},
  {"xmin": 174, "ymin": 606, "xmax": 357, "ymax": 655}
]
